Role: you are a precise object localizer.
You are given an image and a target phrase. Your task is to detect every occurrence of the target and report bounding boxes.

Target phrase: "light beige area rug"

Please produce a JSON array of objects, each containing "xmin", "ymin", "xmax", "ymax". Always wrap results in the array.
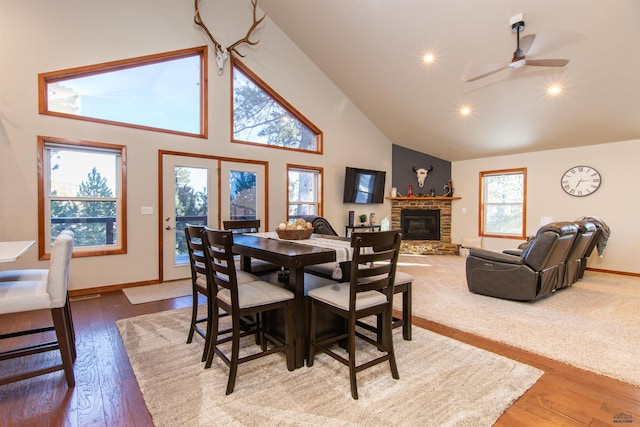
[
  {"xmin": 122, "ymin": 280, "xmax": 191, "ymax": 305},
  {"xmin": 396, "ymin": 254, "xmax": 640, "ymax": 386},
  {"xmin": 117, "ymin": 307, "xmax": 542, "ymax": 427}
]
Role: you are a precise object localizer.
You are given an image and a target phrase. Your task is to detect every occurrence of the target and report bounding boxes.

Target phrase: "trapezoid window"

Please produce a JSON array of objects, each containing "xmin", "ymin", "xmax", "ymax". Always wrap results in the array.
[
  {"xmin": 39, "ymin": 46, "xmax": 207, "ymax": 138},
  {"xmin": 232, "ymin": 58, "xmax": 322, "ymax": 153}
]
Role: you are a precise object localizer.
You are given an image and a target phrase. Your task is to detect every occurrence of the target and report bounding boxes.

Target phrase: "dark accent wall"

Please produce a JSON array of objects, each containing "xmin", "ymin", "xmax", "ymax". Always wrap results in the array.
[{"xmin": 392, "ymin": 145, "xmax": 452, "ymax": 196}]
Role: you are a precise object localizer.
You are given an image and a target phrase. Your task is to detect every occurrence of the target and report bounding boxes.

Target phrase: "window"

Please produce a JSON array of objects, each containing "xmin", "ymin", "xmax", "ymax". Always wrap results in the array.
[
  {"xmin": 38, "ymin": 136, "xmax": 127, "ymax": 258},
  {"xmin": 232, "ymin": 58, "xmax": 322, "ymax": 154},
  {"xmin": 287, "ymin": 165, "xmax": 323, "ymax": 221},
  {"xmin": 480, "ymin": 168, "xmax": 527, "ymax": 238},
  {"xmin": 38, "ymin": 46, "xmax": 207, "ymax": 137}
]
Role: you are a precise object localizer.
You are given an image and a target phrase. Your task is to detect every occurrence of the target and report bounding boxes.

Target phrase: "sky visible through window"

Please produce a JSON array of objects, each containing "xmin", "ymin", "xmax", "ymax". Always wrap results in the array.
[
  {"xmin": 47, "ymin": 55, "xmax": 201, "ymax": 134},
  {"xmin": 50, "ymin": 151, "xmax": 116, "ymax": 196}
]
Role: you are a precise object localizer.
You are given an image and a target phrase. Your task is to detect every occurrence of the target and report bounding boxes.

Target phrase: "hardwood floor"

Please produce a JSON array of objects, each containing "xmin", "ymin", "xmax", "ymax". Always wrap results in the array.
[{"xmin": 0, "ymin": 289, "xmax": 638, "ymax": 426}]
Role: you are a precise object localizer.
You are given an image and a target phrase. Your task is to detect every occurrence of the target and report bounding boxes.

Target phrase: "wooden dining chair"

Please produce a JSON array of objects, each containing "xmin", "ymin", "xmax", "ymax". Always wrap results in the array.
[
  {"xmin": 201, "ymin": 228, "xmax": 295, "ymax": 394},
  {"xmin": 0, "ymin": 232, "xmax": 76, "ymax": 387},
  {"xmin": 222, "ymin": 219, "xmax": 280, "ymax": 273},
  {"xmin": 307, "ymin": 230, "xmax": 402, "ymax": 399},
  {"xmin": 354, "ymin": 270, "xmax": 413, "ymax": 342},
  {"xmin": 184, "ymin": 225, "xmax": 260, "ymax": 362}
]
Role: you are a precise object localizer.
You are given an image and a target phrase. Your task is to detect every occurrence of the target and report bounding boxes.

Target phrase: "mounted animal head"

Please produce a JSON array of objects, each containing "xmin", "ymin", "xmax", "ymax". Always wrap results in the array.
[
  {"xmin": 194, "ymin": 0, "xmax": 266, "ymax": 75},
  {"xmin": 412, "ymin": 165, "xmax": 434, "ymax": 187}
]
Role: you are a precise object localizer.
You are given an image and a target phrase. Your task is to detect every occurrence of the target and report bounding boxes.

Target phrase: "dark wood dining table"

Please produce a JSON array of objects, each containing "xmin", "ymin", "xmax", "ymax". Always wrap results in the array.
[{"xmin": 231, "ymin": 234, "xmax": 339, "ymax": 368}]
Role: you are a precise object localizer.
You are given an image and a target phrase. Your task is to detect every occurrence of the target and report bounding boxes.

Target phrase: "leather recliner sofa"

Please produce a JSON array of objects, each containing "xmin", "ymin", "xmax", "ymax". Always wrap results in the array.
[{"xmin": 465, "ymin": 222, "xmax": 578, "ymax": 301}]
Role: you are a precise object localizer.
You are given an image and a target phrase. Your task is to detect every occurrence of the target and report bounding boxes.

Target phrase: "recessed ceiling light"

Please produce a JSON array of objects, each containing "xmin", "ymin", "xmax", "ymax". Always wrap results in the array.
[
  {"xmin": 423, "ymin": 53, "xmax": 435, "ymax": 64},
  {"xmin": 547, "ymin": 85, "xmax": 561, "ymax": 95},
  {"xmin": 459, "ymin": 106, "xmax": 471, "ymax": 116}
]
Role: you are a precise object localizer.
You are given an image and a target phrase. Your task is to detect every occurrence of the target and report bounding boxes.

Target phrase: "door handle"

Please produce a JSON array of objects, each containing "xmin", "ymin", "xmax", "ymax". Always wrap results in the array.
[{"xmin": 165, "ymin": 225, "xmax": 172, "ymax": 230}]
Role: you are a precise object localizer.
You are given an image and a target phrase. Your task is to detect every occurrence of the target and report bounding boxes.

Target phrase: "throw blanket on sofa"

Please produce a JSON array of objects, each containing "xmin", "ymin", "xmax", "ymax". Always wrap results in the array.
[{"xmin": 575, "ymin": 216, "xmax": 611, "ymax": 256}]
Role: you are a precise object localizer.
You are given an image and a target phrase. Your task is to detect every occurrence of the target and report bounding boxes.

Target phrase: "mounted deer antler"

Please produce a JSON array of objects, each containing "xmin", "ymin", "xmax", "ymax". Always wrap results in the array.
[{"xmin": 194, "ymin": 0, "xmax": 266, "ymax": 75}]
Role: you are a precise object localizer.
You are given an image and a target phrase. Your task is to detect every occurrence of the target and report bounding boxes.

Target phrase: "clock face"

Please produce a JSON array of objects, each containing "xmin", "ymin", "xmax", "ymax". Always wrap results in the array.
[{"xmin": 561, "ymin": 166, "xmax": 601, "ymax": 197}]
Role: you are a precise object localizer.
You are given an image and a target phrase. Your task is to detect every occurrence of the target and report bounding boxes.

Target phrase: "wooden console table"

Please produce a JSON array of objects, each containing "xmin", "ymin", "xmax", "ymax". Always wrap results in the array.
[
  {"xmin": 345, "ymin": 225, "xmax": 381, "ymax": 237},
  {"xmin": 385, "ymin": 196, "xmax": 461, "ymax": 201}
]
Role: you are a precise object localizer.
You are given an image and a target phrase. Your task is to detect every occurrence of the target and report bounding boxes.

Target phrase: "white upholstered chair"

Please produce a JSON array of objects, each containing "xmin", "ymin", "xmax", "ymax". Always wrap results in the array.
[{"xmin": 0, "ymin": 232, "xmax": 76, "ymax": 386}]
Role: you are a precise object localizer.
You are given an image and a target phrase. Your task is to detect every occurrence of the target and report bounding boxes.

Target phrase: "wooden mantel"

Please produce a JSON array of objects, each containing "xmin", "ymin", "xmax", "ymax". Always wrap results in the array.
[{"xmin": 386, "ymin": 196, "xmax": 461, "ymax": 201}]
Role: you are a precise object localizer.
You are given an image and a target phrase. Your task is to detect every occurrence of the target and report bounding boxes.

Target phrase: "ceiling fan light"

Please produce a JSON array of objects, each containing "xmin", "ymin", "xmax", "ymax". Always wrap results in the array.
[{"xmin": 509, "ymin": 58, "xmax": 526, "ymax": 69}]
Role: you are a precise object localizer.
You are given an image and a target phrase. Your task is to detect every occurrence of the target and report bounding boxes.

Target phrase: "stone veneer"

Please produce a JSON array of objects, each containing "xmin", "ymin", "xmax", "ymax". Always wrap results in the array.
[{"xmin": 389, "ymin": 197, "xmax": 460, "ymax": 255}]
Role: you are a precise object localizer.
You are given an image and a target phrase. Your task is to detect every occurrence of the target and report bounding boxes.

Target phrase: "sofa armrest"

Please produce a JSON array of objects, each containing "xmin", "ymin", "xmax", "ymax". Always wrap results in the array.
[
  {"xmin": 503, "ymin": 249, "xmax": 524, "ymax": 257},
  {"xmin": 468, "ymin": 247, "xmax": 524, "ymax": 265}
]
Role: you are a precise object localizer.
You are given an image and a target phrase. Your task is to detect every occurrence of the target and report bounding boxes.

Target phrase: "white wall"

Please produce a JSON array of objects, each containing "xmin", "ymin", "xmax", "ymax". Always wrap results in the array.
[
  {"xmin": 0, "ymin": 1, "xmax": 393, "ymax": 290},
  {"xmin": 452, "ymin": 139, "xmax": 640, "ymax": 274}
]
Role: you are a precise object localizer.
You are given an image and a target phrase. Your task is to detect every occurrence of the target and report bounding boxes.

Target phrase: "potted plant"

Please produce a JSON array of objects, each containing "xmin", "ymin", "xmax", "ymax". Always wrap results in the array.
[{"xmin": 359, "ymin": 214, "xmax": 367, "ymax": 224}]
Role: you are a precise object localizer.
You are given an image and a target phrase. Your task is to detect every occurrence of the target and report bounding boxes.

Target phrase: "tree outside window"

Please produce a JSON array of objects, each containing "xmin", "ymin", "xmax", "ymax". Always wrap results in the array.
[
  {"xmin": 232, "ymin": 58, "xmax": 322, "ymax": 154},
  {"xmin": 480, "ymin": 168, "xmax": 527, "ymax": 238},
  {"xmin": 38, "ymin": 136, "xmax": 127, "ymax": 258}
]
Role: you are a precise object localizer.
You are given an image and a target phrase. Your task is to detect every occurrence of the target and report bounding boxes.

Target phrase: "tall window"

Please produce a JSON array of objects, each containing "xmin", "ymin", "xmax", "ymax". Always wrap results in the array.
[
  {"xmin": 38, "ymin": 46, "xmax": 207, "ymax": 138},
  {"xmin": 38, "ymin": 136, "xmax": 127, "ymax": 258},
  {"xmin": 287, "ymin": 165, "xmax": 323, "ymax": 221},
  {"xmin": 480, "ymin": 168, "xmax": 527, "ymax": 238},
  {"xmin": 232, "ymin": 58, "xmax": 322, "ymax": 154}
]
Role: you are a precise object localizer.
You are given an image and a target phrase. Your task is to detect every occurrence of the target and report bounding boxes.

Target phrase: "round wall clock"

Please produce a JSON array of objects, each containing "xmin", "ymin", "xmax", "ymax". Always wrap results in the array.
[{"xmin": 561, "ymin": 166, "xmax": 601, "ymax": 197}]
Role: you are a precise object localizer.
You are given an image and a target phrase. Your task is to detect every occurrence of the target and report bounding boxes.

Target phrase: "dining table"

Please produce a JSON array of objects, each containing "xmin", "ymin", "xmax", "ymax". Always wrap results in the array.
[
  {"xmin": 0, "ymin": 240, "xmax": 36, "ymax": 263},
  {"xmin": 232, "ymin": 233, "xmax": 345, "ymax": 368}
]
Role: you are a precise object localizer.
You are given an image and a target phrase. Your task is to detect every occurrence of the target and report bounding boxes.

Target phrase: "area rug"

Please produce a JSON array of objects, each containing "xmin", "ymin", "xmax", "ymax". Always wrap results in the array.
[
  {"xmin": 117, "ymin": 307, "xmax": 542, "ymax": 426},
  {"xmin": 396, "ymin": 254, "xmax": 640, "ymax": 386},
  {"xmin": 122, "ymin": 279, "xmax": 191, "ymax": 305}
]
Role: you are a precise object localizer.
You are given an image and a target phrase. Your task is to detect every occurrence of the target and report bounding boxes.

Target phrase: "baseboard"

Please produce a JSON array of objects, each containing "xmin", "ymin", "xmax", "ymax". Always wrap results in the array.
[
  {"xmin": 585, "ymin": 267, "xmax": 640, "ymax": 278},
  {"xmin": 68, "ymin": 279, "xmax": 161, "ymax": 297}
]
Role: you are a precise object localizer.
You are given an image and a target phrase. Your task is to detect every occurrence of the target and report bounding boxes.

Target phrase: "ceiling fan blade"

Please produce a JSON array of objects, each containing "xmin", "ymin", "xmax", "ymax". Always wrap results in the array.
[
  {"xmin": 525, "ymin": 58, "xmax": 570, "ymax": 67},
  {"xmin": 519, "ymin": 34, "xmax": 536, "ymax": 56},
  {"xmin": 464, "ymin": 64, "xmax": 509, "ymax": 82}
]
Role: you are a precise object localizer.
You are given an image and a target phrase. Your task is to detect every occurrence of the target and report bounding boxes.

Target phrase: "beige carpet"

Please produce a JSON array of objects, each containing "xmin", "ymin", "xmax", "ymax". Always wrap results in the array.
[
  {"xmin": 122, "ymin": 280, "xmax": 191, "ymax": 305},
  {"xmin": 396, "ymin": 254, "xmax": 640, "ymax": 386},
  {"xmin": 117, "ymin": 307, "xmax": 542, "ymax": 426}
]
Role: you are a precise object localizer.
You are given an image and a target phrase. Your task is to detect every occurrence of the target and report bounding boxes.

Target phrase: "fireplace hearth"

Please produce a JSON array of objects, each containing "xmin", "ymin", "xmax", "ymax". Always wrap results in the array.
[{"xmin": 401, "ymin": 209, "xmax": 440, "ymax": 240}]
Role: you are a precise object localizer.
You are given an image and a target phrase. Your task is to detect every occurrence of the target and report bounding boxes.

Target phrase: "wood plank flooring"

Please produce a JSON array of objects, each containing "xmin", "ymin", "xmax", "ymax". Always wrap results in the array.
[{"xmin": 0, "ymin": 289, "xmax": 638, "ymax": 426}]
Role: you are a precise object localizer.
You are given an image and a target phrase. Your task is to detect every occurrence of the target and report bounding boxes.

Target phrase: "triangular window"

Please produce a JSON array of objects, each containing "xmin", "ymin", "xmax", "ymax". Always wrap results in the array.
[{"xmin": 232, "ymin": 58, "xmax": 322, "ymax": 153}]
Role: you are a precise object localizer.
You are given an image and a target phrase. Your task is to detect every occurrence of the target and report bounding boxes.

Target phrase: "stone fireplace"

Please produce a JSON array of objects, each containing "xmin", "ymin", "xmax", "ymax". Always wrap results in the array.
[{"xmin": 390, "ymin": 197, "xmax": 459, "ymax": 255}]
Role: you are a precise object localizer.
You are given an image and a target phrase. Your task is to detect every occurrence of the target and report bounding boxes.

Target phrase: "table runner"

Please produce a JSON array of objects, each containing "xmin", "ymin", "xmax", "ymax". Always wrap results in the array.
[{"xmin": 250, "ymin": 232, "xmax": 352, "ymax": 279}]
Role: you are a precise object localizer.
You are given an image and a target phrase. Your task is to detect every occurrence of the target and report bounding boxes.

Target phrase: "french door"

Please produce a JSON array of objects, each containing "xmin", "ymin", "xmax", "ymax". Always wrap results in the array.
[{"xmin": 161, "ymin": 153, "xmax": 266, "ymax": 281}]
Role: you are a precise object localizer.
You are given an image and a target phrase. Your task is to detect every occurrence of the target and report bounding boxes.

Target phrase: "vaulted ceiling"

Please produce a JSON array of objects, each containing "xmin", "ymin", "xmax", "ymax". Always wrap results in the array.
[{"xmin": 260, "ymin": 0, "xmax": 640, "ymax": 161}]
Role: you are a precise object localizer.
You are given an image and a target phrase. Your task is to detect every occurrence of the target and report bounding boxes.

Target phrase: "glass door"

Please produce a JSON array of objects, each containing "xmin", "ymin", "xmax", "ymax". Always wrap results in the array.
[
  {"xmin": 162, "ymin": 155, "xmax": 218, "ymax": 281},
  {"xmin": 220, "ymin": 161, "xmax": 266, "ymax": 226},
  {"xmin": 161, "ymin": 154, "xmax": 267, "ymax": 281}
]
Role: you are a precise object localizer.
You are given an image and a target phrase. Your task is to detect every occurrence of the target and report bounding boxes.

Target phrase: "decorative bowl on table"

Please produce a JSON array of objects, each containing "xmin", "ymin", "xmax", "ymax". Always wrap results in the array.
[{"xmin": 276, "ymin": 228, "xmax": 313, "ymax": 240}]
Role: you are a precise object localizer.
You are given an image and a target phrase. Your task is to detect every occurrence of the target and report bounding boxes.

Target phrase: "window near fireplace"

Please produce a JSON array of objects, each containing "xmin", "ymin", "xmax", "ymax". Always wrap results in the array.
[{"xmin": 480, "ymin": 168, "xmax": 527, "ymax": 239}]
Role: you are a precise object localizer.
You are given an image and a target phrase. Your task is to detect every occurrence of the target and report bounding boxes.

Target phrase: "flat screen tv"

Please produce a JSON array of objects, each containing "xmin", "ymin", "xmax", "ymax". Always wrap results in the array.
[{"xmin": 343, "ymin": 167, "xmax": 386, "ymax": 204}]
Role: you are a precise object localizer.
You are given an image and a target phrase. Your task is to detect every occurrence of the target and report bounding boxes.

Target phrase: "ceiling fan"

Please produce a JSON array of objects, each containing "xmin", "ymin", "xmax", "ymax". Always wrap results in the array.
[{"xmin": 464, "ymin": 20, "xmax": 569, "ymax": 82}]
